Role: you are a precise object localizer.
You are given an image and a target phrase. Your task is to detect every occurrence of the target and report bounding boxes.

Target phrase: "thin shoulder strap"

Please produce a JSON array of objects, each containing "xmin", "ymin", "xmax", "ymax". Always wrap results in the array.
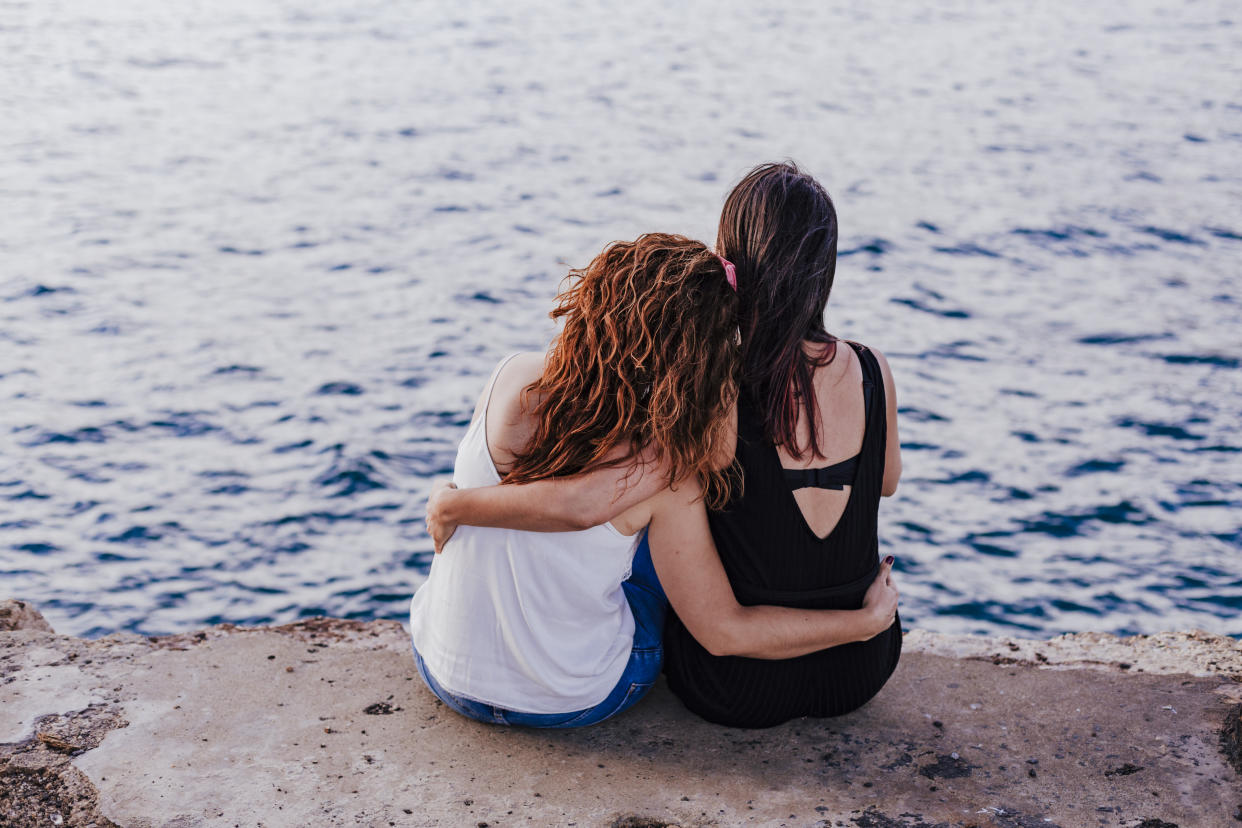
[
  {"xmin": 475, "ymin": 352, "xmax": 524, "ymax": 427},
  {"xmin": 845, "ymin": 340, "xmax": 879, "ymax": 422},
  {"xmin": 846, "ymin": 341, "xmax": 887, "ymax": 470}
]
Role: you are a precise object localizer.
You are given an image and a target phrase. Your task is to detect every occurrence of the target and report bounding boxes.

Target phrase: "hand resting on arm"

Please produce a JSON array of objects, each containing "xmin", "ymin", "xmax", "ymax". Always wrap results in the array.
[
  {"xmin": 644, "ymin": 477, "xmax": 897, "ymax": 659},
  {"xmin": 425, "ymin": 468, "xmax": 898, "ymax": 659}
]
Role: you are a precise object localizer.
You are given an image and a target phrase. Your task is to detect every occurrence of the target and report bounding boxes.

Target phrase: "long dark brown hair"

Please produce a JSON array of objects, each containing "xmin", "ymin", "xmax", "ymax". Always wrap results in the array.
[
  {"xmin": 717, "ymin": 161, "xmax": 839, "ymax": 460},
  {"xmin": 503, "ymin": 233, "xmax": 739, "ymax": 507}
]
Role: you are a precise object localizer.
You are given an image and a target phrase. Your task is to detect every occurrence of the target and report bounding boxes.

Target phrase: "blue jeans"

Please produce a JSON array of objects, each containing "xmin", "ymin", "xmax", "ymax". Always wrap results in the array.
[{"xmin": 412, "ymin": 535, "xmax": 666, "ymax": 728}]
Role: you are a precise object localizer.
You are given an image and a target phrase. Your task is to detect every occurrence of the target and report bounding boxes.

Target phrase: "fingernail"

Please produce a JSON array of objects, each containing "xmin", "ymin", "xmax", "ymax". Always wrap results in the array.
[{"xmin": 884, "ymin": 556, "xmax": 895, "ymax": 565}]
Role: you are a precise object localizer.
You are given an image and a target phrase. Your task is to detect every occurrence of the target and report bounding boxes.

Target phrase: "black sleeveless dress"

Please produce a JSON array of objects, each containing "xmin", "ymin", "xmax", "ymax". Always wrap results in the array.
[{"xmin": 663, "ymin": 341, "xmax": 902, "ymax": 728}]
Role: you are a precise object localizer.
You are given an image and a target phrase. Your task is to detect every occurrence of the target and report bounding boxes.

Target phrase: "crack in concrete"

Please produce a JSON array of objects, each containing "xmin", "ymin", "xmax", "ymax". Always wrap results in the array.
[{"xmin": 1, "ymin": 704, "xmax": 128, "ymax": 828}]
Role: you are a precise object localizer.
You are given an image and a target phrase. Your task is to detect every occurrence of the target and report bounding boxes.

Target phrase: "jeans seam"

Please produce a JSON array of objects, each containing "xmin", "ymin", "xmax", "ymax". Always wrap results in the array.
[
  {"xmin": 617, "ymin": 681, "xmax": 653, "ymax": 710},
  {"xmin": 552, "ymin": 704, "xmax": 601, "ymax": 727}
]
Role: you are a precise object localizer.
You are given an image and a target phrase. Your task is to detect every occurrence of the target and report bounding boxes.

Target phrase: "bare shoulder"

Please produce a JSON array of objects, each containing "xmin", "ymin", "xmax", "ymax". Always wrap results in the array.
[
  {"xmin": 496, "ymin": 351, "xmax": 546, "ymax": 391},
  {"xmin": 859, "ymin": 344, "xmax": 900, "ymax": 452},
  {"xmin": 470, "ymin": 352, "xmax": 545, "ymax": 426},
  {"xmin": 843, "ymin": 340, "xmax": 895, "ymax": 385},
  {"xmin": 868, "ymin": 346, "xmax": 894, "ymax": 380},
  {"xmin": 490, "ymin": 351, "xmax": 546, "ymax": 418},
  {"xmin": 861, "ymin": 343, "xmax": 903, "ymax": 494},
  {"xmin": 477, "ymin": 351, "xmax": 548, "ymax": 465}
]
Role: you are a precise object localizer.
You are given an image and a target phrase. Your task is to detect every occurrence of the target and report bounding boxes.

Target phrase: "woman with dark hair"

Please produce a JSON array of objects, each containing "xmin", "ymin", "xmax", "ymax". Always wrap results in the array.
[
  {"xmin": 664, "ymin": 162, "xmax": 903, "ymax": 727},
  {"xmin": 411, "ymin": 231, "xmax": 898, "ymax": 728}
]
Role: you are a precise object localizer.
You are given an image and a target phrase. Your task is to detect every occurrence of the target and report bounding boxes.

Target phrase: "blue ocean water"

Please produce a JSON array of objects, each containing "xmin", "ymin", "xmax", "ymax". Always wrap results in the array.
[{"xmin": 1, "ymin": 0, "xmax": 1239, "ymax": 639}]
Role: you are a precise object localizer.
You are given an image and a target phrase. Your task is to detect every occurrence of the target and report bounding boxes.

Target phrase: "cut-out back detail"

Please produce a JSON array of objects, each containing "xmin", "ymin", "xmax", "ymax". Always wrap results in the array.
[
  {"xmin": 782, "ymin": 457, "xmax": 856, "ymax": 490},
  {"xmin": 781, "ymin": 377, "xmax": 873, "ymax": 492}
]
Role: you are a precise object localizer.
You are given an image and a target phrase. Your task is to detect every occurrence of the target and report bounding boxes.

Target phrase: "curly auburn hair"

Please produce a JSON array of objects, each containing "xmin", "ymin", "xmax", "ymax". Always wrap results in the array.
[{"xmin": 503, "ymin": 233, "xmax": 739, "ymax": 508}]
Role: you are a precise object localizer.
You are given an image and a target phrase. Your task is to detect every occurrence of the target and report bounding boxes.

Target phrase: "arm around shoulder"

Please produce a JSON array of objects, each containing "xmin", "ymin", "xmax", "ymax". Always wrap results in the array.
[
  {"xmin": 645, "ymin": 482, "xmax": 896, "ymax": 659},
  {"xmin": 428, "ymin": 352, "xmax": 673, "ymax": 536},
  {"xmin": 432, "ymin": 466, "xmax": 662, "ymax": 534},
  {"xmin": 429, "ymin": 445, "xmax": 671, "ymax": 536}
]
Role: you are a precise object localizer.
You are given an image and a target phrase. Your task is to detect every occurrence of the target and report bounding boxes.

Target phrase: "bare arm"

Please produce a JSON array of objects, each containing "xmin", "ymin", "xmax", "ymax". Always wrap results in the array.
[
  {"xmin": 425, "ymin": 447, "xmax": 669, "ymax": 551},
  {"xmin": 646, "ymin": 480, "xmax": 898, "ymax": 659},
  {"xmin": 425, "ymin": 399, "xmax": 736, "ymax": 551},
  {"xmin": 871, "ymin": 348, "xmax": 902, "ymax": 497}
]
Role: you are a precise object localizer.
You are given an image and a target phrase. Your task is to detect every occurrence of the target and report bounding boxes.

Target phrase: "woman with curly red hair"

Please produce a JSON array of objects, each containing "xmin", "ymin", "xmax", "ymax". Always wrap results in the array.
[{"xmin": 410, "ymin": 231, "xmax": 898, "ymax": 727}]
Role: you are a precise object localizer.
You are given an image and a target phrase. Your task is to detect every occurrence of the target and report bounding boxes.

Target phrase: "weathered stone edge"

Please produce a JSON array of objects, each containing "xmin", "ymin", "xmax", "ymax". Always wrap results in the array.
[
  {"xmin": 5, "ymin": 597, "xmax": 1241, "ymax": 678},
  {"xmin": 903, "ymin": 627, "xmax": 1242, "ymax": 679}
]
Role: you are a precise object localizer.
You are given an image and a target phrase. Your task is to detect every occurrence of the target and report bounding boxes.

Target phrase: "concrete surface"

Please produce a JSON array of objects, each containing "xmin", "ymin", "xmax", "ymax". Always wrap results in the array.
[{"xmin": 1, "ymin": 598, "xmax": 1239, "ymax": 828}]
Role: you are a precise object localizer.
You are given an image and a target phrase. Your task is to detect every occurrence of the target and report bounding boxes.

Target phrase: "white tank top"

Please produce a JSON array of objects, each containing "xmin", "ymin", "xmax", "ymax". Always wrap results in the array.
[{"xmin": 409, "ymin": 355, "xmax": 641, "ymax": 714}]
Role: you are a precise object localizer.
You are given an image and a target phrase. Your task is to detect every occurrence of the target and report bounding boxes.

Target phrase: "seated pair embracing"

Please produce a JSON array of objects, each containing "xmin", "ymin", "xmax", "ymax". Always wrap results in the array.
[{"xmin": 409, "ymin": 162, "xmax": 903, "ymax": 729}]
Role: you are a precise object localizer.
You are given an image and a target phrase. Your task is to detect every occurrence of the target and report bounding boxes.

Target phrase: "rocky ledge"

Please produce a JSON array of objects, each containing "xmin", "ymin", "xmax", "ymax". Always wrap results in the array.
[{"xmin": 1, "ymin": 598, "xmax": 1239, "ymax": 828}]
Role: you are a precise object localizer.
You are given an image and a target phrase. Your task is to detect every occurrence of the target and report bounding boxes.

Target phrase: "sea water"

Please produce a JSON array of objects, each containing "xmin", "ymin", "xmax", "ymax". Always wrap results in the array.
[{"xmin": 1, "ymin": 0, "xmax": 1239, "ymax": 638}]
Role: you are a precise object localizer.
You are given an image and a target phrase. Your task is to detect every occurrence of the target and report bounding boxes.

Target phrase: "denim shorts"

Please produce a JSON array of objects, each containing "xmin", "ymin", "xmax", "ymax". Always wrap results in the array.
[{"xmin": 411, "ymin": 534, "xmax": 666, "ymax": 728}]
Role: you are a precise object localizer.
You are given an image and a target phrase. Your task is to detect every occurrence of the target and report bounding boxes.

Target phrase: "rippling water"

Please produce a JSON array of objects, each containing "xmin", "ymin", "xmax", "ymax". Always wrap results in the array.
[{"xmin": 2, "ymin": 0, "xmax": 1239, "ymax": 638}]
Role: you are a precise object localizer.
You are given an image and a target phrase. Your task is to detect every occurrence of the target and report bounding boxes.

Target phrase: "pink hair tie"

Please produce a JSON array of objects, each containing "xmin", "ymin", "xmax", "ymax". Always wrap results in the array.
[{"xmin": 717, "ymin": 255, "xmax": 738, "ymax": 292}]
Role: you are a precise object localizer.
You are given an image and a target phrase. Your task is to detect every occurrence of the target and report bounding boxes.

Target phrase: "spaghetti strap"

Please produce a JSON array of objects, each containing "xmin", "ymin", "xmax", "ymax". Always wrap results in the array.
[
  {"xmin": 472, "ymin": 352, "xmax": 524, "ymax": 429},
  {"xmin": 483, "ymin": 352, "xmax": 522, "ymax": 412}
]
